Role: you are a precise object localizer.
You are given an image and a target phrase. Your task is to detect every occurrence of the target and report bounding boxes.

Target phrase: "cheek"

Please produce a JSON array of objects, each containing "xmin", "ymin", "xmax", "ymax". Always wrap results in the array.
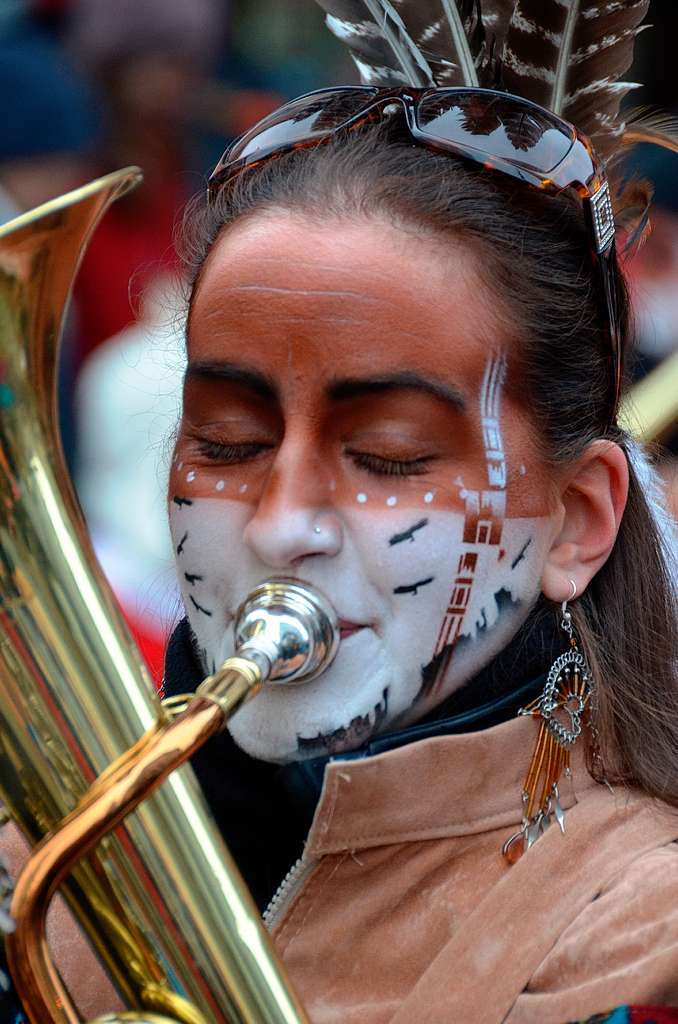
[
  {"xmin": 169, "ymin": 453, "xmax": 256, "ymax": 502},
  {"xmin": 345, "ymin": 505, "xmax": 465, "ymax": 589},
  {"xmin": 169, "ymin": 496, "xmax": 252, "ymax": 634},
  {"xmin": 345, "ymin": 499, "xmax": 550, "ymax": 660}
]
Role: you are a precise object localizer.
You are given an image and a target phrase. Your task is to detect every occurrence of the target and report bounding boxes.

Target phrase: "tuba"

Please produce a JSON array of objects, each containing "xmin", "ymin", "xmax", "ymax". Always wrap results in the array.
[
  {"xmin": 0, "ymin": 170, "xmax": 337, "ymax": 1024},
  {"xmin": 1, "ymin": 165, "xmax": 673, "ymax": 1024}
]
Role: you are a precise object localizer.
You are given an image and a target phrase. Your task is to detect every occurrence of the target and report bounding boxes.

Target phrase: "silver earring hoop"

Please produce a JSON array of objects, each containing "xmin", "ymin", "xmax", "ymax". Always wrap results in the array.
[{"xmin": 560, "ymin": 580, "xmax": 577, "ymax": 618}]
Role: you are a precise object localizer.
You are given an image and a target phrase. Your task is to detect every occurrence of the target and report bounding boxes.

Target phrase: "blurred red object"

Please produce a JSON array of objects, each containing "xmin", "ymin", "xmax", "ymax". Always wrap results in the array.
[
  {"xmin": 122, "ymin": 607, "xmax": 167, "ymax": 690},
  {"xmin": 73, "ymin": 179, "xmax": 181, "ymax": 361}
]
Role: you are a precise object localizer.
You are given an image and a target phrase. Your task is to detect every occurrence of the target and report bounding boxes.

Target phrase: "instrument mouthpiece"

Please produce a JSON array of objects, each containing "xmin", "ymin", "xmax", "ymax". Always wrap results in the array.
[{"xmin": 233, "ymin": 578, "xmax": 339, "ymax": 685}]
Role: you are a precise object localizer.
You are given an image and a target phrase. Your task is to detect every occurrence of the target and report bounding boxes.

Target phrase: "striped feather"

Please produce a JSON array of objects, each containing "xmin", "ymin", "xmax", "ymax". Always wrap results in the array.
[
  {"xmin": 316, "ymin": 0, "xmax": 437, "ymax": 86},
  {"xmin": 317, "ymin": 0, "xmax": 487, "ymax": 87},
  {"xmin": 481, "ymin": 0, "xmax": 516, "ymax": 43},
  {"xmin": 501, "ymin": 0, "xmax": 650, "ymax": 156},
  {"xmin": 480, "ymin": 0, "xmax": 516, "ymax": 74}
]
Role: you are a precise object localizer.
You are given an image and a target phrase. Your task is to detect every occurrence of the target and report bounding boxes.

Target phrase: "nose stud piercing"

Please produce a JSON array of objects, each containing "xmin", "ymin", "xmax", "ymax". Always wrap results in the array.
[{"xmin": 311, "ymin": 518, "xmax": 342, "ymax": 554}]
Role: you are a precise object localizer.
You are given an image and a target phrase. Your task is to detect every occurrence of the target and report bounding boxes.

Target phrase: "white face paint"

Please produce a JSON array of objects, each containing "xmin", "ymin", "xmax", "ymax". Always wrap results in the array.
[{"xmin": 170, "ymin": 353, "xmax": 551, "ymax": 764}]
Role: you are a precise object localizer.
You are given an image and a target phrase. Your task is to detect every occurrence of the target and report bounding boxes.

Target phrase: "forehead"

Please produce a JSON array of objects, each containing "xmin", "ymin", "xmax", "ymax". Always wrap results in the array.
[{"xmin": 188, "ymin": 212, "xmax": 507, "ymax": 397}]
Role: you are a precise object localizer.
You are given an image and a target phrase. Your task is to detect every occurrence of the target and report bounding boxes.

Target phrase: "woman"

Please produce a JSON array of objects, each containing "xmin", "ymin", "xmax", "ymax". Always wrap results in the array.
[{"xmin": 158, "ymin": 2, "xmax": 678, "ymax": 1016}]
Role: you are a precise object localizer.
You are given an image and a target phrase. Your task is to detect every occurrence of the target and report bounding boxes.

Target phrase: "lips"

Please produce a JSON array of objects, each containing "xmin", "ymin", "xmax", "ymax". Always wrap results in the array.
[{"xmin": 338, "ymin": 619, "xmax": 367, "ymax": 640}]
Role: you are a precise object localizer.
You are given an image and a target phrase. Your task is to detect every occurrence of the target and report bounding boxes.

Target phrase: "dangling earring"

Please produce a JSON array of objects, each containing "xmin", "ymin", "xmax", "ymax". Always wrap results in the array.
[{"xmin": 503, "ymin": 580, "xmax": 594, "ymax": 864}]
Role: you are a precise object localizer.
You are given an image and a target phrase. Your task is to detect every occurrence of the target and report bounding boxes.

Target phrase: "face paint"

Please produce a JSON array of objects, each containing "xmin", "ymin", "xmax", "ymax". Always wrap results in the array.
[{"xmin": 170, "ymin": 214, "xmax": 557, "ymax": 764}]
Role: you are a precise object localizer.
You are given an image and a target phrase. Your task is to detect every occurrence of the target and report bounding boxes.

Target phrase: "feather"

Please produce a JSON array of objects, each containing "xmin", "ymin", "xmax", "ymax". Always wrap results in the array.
[
  {"xmin": 611, "ymin": 174, "xmax": 653, "ymax": 255},
  {"xmin": 479, "ymin": 0, "xmax": 516, "ymax": 82},
  {"xmin": 500, "ymin": 0, "xmax": 650, "ymax": 157},
  {"xmin": 388, "ymin": 0, "xmax": 483, "ymax": 85},
  {"xmin": 606, "ymin": 111, "xmax": 678, "ymax": 183},
  {"xmin": 317, "ymin": 0, "xmax": 485, "ymax": 88},
  {"xmin": 619, "ymin": 111, "xmax": 678, "ymax": 156},
  {"xmin": 480, "ymin": 0, "xmax": 515, "ymax": 46},
  {"xmin": 606, "ymin": 111, "xmax": 678, "ymax": 254},
  {"xmin": 317, "ymin": 0, "xmax": 436, "ymax": 85}
]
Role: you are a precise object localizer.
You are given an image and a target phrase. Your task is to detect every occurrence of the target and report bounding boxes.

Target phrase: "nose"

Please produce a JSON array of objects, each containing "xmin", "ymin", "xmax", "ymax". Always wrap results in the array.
[{"xmin": 242, "ymin": 445, "xmax": 343, "ymax": 570}]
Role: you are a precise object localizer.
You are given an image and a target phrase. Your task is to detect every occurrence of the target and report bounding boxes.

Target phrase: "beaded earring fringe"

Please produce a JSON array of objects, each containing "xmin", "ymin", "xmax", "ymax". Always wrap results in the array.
[{"xmin": 503, "ymin": 611, "xmax": 592, "ymax": 864}]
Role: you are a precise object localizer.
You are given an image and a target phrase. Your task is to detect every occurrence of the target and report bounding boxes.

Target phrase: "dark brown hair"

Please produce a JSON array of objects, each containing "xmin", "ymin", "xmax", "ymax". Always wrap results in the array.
[{"xmin": 179, "ymin": 124, "xmax": 678, "ymax": 803}]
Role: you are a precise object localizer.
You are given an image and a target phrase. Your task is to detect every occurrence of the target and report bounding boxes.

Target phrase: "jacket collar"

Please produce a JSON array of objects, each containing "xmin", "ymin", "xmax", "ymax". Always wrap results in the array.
[
  {"xmin": 275, "ymin": 674, "xmax": 542, "ymax": 826},
  {"xmin": 305, "ymin": 713, "xmax": 594, "ymax": 856}
]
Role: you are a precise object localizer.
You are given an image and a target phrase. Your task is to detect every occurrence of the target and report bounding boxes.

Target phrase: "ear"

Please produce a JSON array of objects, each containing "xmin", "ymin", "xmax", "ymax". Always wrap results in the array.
[{"xmin": 541, "ymin": 441, "xmax": 629, "ymax": 603}]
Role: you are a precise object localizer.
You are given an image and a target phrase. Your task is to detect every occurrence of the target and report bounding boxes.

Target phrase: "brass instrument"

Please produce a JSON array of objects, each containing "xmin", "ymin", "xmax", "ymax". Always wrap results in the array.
[
  {"xmin": 0, "ymin": 171, "xmax": 338, "ymax": 1024},
  {"xmin": 1, "ymin": 165, "xmax": 674, "ymax": 1024}
]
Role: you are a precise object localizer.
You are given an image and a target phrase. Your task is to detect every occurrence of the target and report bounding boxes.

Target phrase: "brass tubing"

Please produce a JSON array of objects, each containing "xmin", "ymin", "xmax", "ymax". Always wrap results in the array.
[
  {"xmin": 8, "ymin": 660, "xmax": 307, "ymax": 1024},
  {"xmin": 93, "ymin": 1017, "xmax": 185, "ymax": 1024},
  {"xmin": 9, "ymin": 697, "xmax": 224, "ymax": 1023}
]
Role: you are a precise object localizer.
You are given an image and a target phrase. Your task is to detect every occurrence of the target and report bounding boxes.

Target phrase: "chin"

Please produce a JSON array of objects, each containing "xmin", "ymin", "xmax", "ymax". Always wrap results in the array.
[
  {"xmin": 229, "ymin": 685, "xmax": 392, "ymax": 764},
  {"xmin": 225, "ymin": 635, "xmax": 404, "ymax": 764}
]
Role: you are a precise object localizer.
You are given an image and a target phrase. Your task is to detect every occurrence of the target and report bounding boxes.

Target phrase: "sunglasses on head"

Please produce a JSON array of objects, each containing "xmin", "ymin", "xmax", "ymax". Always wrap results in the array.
[{"xmin": 208, "ymin": 86, "xmax": 621, "ymax": 418}]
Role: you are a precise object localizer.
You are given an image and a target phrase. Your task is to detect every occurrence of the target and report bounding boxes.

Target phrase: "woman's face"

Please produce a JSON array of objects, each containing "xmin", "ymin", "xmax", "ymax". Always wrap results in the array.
[{"xmin": 170, "ymin": 212, "xmax": 558, "ymax": 763}]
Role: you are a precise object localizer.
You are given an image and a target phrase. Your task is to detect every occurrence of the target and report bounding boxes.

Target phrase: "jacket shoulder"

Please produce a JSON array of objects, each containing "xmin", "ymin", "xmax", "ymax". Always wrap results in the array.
[{"xmin": 507, "ymin": 841, "xmax": 678, "ymax": 1023}]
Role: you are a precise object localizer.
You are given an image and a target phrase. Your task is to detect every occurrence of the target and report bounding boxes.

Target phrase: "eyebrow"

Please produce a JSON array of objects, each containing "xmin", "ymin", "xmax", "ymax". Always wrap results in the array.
[
  {"xmin": 185, "ymin": 360, "xmax": 278, "ymax": 401},
  {"xmin": 327, "ymin": 371, "xmax": 466, "ymax": 410},
  {"xmin": 185, "ymin": 362, "xmax": 466, "ymax": 412}
]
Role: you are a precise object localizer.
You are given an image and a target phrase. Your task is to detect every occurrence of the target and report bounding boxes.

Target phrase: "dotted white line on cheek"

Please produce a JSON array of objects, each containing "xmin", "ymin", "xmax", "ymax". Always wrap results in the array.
[
  {"xmin": 186, "ymin": 470, "xmax": 195, "ymax": 482},
  {"xmin": 386, "ymin": 496, "xmax": 397, "ymax": 507},
  {"xmin": 424, "ymin": 491, "xmax": 434, "ymax": 504},
  {"xmin": 215, "ymin": 480, "xmax": 225, "ymax": 491},
  {"xmin": 356, "ymin": 492, "xmax": 367, "ymax": 504},
  {"xmin": 177, "ymin": 461, "xmax": 183, "ymax": 471},
  {"xmin": 239, "ymin": 484, "xmax": 248, "ymax": 494}
]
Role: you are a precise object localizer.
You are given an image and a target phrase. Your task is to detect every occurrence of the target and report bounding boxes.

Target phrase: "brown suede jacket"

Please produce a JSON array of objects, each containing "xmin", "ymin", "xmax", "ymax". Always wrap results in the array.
[{"xmin": 3, "ymin": 714, "xmax": 678, "ymax": 1022}]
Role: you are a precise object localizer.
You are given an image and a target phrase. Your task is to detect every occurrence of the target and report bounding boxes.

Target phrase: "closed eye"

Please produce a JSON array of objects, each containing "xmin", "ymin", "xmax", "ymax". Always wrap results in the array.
[
  {"xmin": 346, "ymin": 450, "xmax": 433, "ymax": 477},
  {"xmin": 197, "ymin": 440, "xmax": 272, "ymax": 463}
]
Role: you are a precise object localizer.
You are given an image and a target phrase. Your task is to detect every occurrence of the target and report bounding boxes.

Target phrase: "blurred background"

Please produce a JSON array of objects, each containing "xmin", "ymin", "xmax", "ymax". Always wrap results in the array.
[{"xmin": 0, "ymin": 0, "xmax": 676, "ymax": 682}]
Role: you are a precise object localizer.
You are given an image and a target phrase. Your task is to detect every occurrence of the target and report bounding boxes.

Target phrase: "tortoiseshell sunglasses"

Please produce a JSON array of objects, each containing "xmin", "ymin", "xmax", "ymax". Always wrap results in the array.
[{"xmin": 209, "ymin": 86, "xmax": 621, "ymax": 416}]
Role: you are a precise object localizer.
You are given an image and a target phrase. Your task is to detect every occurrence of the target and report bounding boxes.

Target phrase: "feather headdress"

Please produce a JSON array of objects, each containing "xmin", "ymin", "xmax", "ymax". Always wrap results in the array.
[{"xmin": 316, "ymin": 0, "xmax": 678, "ymax": 249}]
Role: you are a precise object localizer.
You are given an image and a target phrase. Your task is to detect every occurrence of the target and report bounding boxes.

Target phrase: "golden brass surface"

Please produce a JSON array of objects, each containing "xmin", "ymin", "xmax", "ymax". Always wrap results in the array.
[
  {"xmin": 0, "ymin": 173, "xmax": 308, "ymax": 1023},
  {"xmin": 94, "ymin": 1016, "xmax": 185, "ymax": 1024},
  {"xmin": 196, "ymin": 659, "xmax": 262, "ymax": 716},
  {"xmin": 9, "ymin": 674, "xmax": 259, "ymax": 1022}
]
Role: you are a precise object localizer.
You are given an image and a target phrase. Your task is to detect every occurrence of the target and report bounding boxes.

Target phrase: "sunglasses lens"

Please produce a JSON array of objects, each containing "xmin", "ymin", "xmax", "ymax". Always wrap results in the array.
[
  {"xmin": 215, "ymin": 89, "xmax": 377, "ymax": 174},
  {"xmin": 417, "ymin": 91, "xmax": 575, "ymax": 175}
]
